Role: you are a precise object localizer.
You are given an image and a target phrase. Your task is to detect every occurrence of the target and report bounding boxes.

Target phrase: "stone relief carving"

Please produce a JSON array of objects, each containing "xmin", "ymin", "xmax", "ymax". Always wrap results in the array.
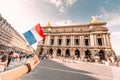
[{"xmin": 89, "ymin": 26, "xmax": 108, "ymax": 31}]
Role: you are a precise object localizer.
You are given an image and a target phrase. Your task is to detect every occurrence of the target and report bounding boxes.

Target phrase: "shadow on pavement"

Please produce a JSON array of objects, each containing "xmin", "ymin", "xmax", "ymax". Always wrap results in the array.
[{"xmin": 20, "ymin": 59, "xmax": 99, "ymax": 80}]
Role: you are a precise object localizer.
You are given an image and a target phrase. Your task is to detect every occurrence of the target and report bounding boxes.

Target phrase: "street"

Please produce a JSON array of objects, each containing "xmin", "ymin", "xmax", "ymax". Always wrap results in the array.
[{"xmin": 20, "ymin": 59, "xmax": 113, "ymax": 80}]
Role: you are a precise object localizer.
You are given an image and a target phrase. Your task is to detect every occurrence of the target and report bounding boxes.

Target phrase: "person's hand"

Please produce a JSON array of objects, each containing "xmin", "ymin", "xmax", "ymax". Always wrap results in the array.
[
  {"xmin": 27, "ymin": 55, "xmax": 40, "ymax": 70},
  {"xmin": 0, "ymin": 55, "xmax": 39, "ymax": 80}
]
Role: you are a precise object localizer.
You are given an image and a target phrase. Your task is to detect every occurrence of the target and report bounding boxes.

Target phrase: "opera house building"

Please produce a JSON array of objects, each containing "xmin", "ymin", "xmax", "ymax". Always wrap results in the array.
[{"xmin": 37, "ymin": 17, "xmax": 116, "ymax": 62}]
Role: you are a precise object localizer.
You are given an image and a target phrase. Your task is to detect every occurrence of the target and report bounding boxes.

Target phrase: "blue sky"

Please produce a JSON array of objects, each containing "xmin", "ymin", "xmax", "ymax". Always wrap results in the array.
[{"xmin": 0, "ymin": 0, "xmax": 120, "ymax": 55}]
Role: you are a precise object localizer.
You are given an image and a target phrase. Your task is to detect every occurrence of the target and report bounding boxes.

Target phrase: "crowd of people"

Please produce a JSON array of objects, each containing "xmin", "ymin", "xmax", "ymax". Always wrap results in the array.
[
  {"xmin": 38, "ymin": 53, "xmax": 120, "ymax": 67},
  {"xmin": 0, "ymin": 51, "xmax": 34, "ymax": 72},
  {"xmin": 0, "ymin": 50, "xmax": 39, "ymax": 80}
]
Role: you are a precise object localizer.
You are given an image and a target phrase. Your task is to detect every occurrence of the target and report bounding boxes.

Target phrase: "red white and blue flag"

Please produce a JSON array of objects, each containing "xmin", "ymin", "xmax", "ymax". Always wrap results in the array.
[{"xmin": 23, "ymin": 23, "xmax": 45, "ymax": 45}]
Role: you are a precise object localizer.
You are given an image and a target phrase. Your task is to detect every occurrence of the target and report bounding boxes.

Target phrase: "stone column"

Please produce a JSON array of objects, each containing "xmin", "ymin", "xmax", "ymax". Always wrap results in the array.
[
  {"xmin": 90, "ymin": 34, "xmax": 94, "ymax": 47},
  {"xmin": 79, "ymin": 35, "xmax": 81, "ymax": 47},
  {"xmin": 108, "ymin": 35, "xmax": 111, "ymax": 47},
  {"xmin": 71, "ymin": 35, "xmax": 74, "ymax": 47},
  {"xmin": 54, "ymin": 36, "xmax": 58, "ymax": 46},
  {"xmin": 62, "ymin": 36, "xmax": 66, "ymax": 46},
  {"xmin": 71, "ymin": 35, "xmax": 73, "ymax": 46},
  {"xmin": 53, "ymin": 48, "xmax": 57, "ymax": 58},
  {"xmin": 105, "ymin": 51, "xmax": 110, "ymax": 61},
  {"xmin": 94, "ymin": 34, "xmax": 97, "ymax": 47},
  {"xmin": 80, "ymin": 50, "xmax": 83, "ymax": 58},
  {"xmin": 103, "ymin": 34, "xmax": 107, "ymax": 47},
  {"xmin": 70, "ymin": 48, "xmax": 74, "ymax": 56},
  {"xmin": 47, "ymin": 35, "xmax": 50, "ymax": 45},
  {"xmin": 105, "ymin": 35, "xmax": 108, "ymax": 46},
  {"xmin": 90, "ymin": 50, "xmax": 95, "ymax": 59},
  {"xmin": 61, "ymin": 49, "xmax": 65, "ymax": 56},
  {"xmin": 73, "ymin": 36, "xmax": 75, "ymax": 46},
  {"xmin": 45, "ymin": 35, "xmax": 48, "ymax": 45},
  {"xmin": 43, "ymin": 48, "xmax": 47, "ymax": 54},
  {"xmin": 106, "ymin": 34, "xmax": 111, "ymax": 47},
  {"xmin": 80, "ymin": 49, "xmax": 85, "ymax": 61},
  {"xmin": 80, "ymin": 35, "xmax": 84, "ymax": 47}
]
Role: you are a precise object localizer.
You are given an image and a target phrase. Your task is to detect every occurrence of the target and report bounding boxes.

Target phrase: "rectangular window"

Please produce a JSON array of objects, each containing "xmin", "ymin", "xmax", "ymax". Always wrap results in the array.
[
  {"xmin": 85, "ymin": 39, "xmax": 89, "ymax": 46},
  {"xmin": 50, "ymin": 39, "xmax": 54, "ymax": 45},
  {"xmin": 58, "ymin": 39, "xmax": 62, "ymax": 45},
  {"xmin": 98, "ymin": 38, "xmax": 102, "ymax": 46},
  {"xmin": 75, "ymin": 39, "xmax": 79, "ymax": 45},
  {"xmin": 66, "ymin": 39, "xmax": 70, "ymax": 46}
]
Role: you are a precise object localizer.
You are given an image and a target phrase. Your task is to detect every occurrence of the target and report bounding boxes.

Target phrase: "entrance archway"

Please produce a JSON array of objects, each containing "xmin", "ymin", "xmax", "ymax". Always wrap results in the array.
[
  {"xmin": 65, "ymin": 49, "xmax": 70, "ymax": 57},
  {"xmin": 85, "ymin": 50, "xmax": 91, "ymax": 59},
  {"xmin": 57, "ymin": 49, "xmax": 61, "ymax": 56},
  {"xmin": 75, "ymin": 49, "xmax": 80, "ymax": 58},
  {"xmin": 49, "ymin": 48, "xmax": 53, "ymax": 55},
  {"xmin": 99, "ymin": 50, "xmax": 105, "ymax": 60}
]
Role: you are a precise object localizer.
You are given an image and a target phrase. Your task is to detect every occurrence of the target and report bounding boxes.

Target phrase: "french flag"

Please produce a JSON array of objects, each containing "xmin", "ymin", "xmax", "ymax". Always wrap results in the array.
[{"xmin": 23, "ymin": 24, "xmax": 45, "ymax": 45}]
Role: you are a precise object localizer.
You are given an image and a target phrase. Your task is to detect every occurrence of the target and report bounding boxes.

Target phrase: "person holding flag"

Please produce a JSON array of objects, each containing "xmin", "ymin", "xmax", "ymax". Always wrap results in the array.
[
  {"xmin": 0, "ymin": 23, "xmax": 45, "ymax": 80},
  {"xmin": 0, "ymin": 55, "xmax": 39, "ymax": 80}
]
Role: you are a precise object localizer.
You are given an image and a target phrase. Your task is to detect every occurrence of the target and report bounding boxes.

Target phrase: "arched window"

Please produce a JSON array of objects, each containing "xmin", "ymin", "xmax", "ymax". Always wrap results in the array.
[
  {"xmin": 65, "ymin": 49, "xmax": 70, "ymax": 57},
  {"xmin": 57, "ymin": 49, "xmax": 61, "ymax": 56},
  {"xmin": 49, "ymin": 48, "xmax": 53, "ymax": 55},
  {"xmin": 85, "ymin": 50, "xmax": 91, "ymax": 58},
  {"xmin": 75, "ymin": 49, "xmax": 80, "ymax": 58},
  {"xmin": 99, "ymin": 50, "xmax": 105, "ymax": 60}
]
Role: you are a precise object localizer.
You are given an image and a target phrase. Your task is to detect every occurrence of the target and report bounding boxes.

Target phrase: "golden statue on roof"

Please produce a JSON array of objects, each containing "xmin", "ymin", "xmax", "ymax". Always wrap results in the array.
[
  {"xmin": 90, "ymin": 16, "xmax": 99, "ymax": 24},
  {"xmin": 47, "ymin": 21, "xmax": 51, "ymax": 27}
]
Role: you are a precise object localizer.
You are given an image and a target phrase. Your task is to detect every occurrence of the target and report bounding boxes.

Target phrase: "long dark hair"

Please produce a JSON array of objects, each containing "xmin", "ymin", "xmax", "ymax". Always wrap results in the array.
[
  {"xmin": 9, "ymin": 51, "xmax": 13, "ymax": 55},
  {"xmin": 1, "ymin": 54, "xmax": 8, "ymax": 62}
]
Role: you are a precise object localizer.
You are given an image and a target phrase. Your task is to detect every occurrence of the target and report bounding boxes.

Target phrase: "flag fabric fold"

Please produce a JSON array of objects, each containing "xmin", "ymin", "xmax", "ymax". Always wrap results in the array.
[{"xmin": 23, "ymin": 23, "xmax": 45, "ymax": 45}]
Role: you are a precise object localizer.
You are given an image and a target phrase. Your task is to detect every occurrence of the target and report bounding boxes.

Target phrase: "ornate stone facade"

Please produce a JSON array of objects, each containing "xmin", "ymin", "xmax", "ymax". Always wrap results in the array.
[{"xmin": 36, "ymin": 18, "xmax": 116, "ymax": 62}]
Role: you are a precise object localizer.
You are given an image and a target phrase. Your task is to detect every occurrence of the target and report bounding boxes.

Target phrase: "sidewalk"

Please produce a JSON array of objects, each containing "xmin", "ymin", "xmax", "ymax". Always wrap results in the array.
[
  {"xmin": 51, "ymin": 58, "xmax": 120, "ymax": 80},
  {"xmin": 111, "ymin": 66, "xmax": 120, "ymax": 80}
]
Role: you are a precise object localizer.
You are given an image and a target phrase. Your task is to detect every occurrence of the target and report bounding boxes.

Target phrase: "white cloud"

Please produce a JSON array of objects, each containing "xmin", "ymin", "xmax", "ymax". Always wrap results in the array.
[
  {"xmin": 111, "ymin": 32, "xmax": 120, "ymax": 55},
  {"xmin": 59, "ymin": 6, "xmax": 65, "ymax": 13},
  {"xmin": 45, "ymin": 0, "xmax": 77, "ymax": 13},
  {"xmin": 96, "ymin": 8, "xmax": 120, "ymax": 27},
  {"xmin": 108, "ymin": 16, "xmax": 120, "ymax": 27},
  {"xmin": 56, "ymin": 20, "xmax": 76, "ymax": 25},
  {"xmin": 46, "ymin": 0, "xmax": 63, "ymax": 7},
  {"xmin": 66, "ymin": 0, "xmax": 77, "ymax": 6}
]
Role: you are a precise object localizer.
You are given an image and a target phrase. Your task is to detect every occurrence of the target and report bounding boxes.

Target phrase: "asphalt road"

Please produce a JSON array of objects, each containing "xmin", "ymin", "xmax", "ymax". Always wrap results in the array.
[{"xmin": 20, "ymin": 59, "xmax": 112, "ymax": 80}]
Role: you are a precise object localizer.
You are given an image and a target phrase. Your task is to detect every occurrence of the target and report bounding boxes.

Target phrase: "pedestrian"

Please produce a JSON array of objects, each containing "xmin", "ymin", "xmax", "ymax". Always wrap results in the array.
[
  {"xmin": 19, "ymin": 54, "xmax": 22, "ymax": 61},
  {"xmin": 7, "ymin": 51, "xmax": 13, "ymax": 67},
  {"xmin": 0, "ymin": 53, "xmax": 8, "ymax": 72}
]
